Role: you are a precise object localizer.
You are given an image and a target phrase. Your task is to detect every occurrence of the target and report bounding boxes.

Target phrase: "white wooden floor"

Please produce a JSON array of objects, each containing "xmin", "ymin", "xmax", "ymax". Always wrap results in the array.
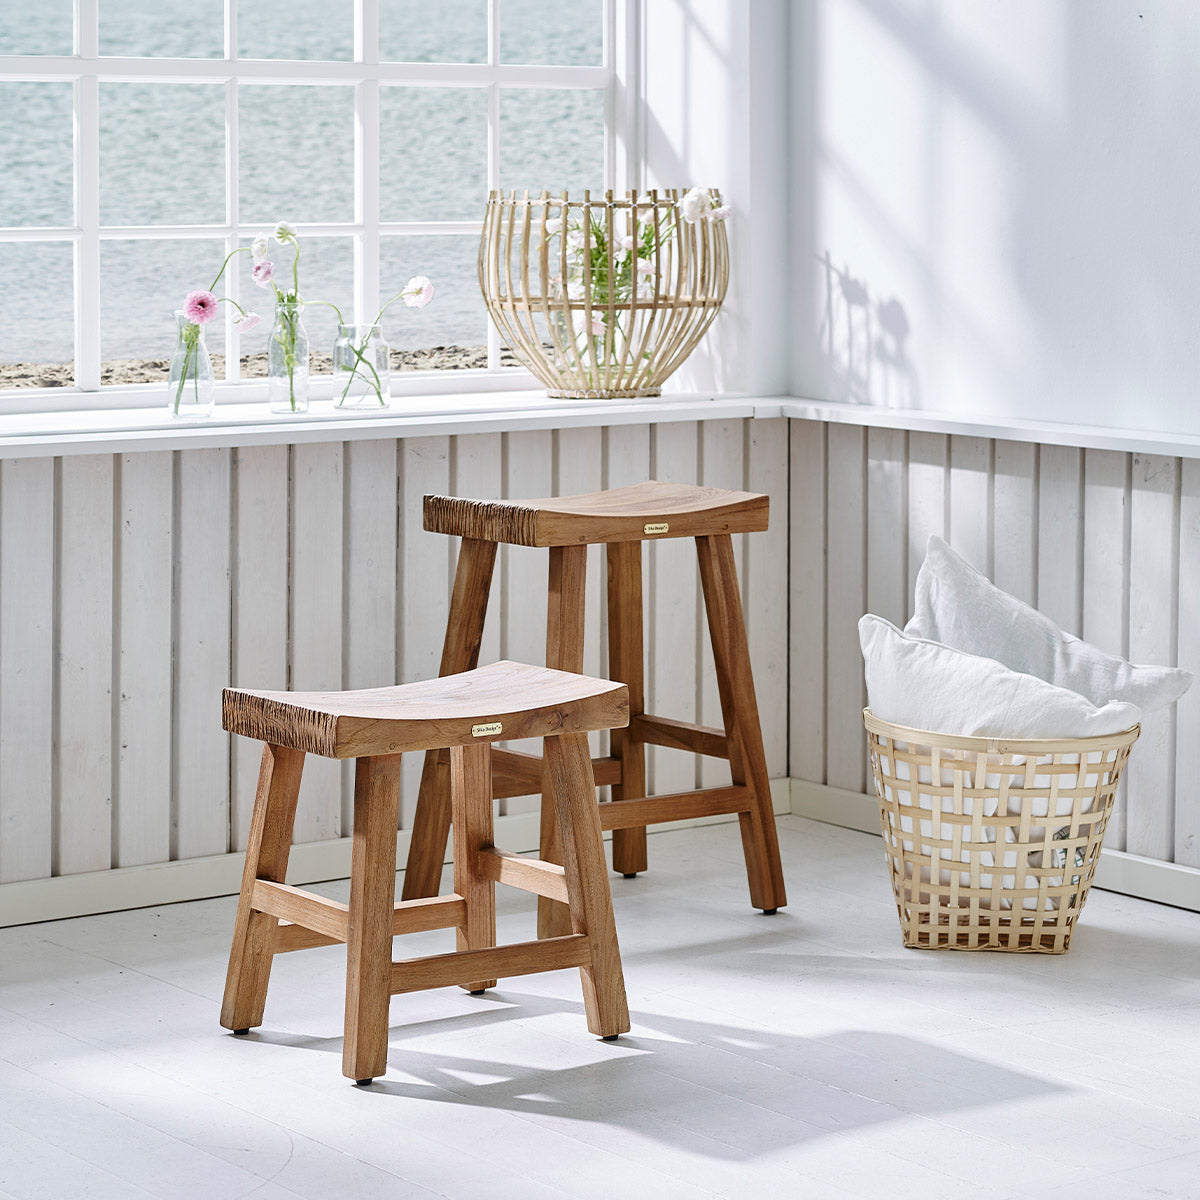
[{"xmin": 2, "ymin": 814, "xmax": 1199, "ymax": 1200}]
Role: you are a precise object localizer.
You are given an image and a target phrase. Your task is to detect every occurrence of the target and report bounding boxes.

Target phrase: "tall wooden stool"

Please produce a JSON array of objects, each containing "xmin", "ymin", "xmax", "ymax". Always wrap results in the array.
[
  {"xmin": 401, "ymin": 480, "xmax": 787, "ymax": 936},
  {"xmin": 220, "ymin": 660, "xmax": 631, "ymax": 1085}
]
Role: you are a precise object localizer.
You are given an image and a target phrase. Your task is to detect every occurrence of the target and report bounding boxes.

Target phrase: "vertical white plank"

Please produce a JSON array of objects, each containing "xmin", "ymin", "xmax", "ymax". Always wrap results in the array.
[
  {"xmin": 699, "ymin": 419, "xmax": 746, "ymax": 789},
  {"xmin": 1177, "ymin": 459, "xmax": 1200, "ymax": 867},
  {"xmin": 555, "ymin": 426, "xmax": 605, "ymax": 786},
  {"xmin": 500, "ymin": 429, "xmax": 553, "ymax": 816},
  {"xmin": 948, "ymin": 435, "xmax": 990, "ymax": 574},
  {"xmin": 173, "ymin": 448, "xmax": 232, "ymax": 861},
  {"xmin": 57, "ymin": 455, "xmax": 114, "ymax": 876},
  {"xmin": 992, "ymin": 439, "xmax": 1037, "ymax": 607},
  {"xmin": 789, "ymin": 420, "xmax": 826, "ymax": 783},
  {"xmin": 648, "ymin": 420, "xmax": 701, "ymax": 794},
  {"xmin": 746, "ymin": 417, "xmax": 789, "ymax": 779},
  {"xmin": 1037, "ymin": 444, "xmax": 1083, "ymax": 635},
  {"xmin": 115, "ymin": 452, "xmax": 173, "ymax": 869},
  {"xmin": 1125, "ymin": 453, "xmax": 1178, "ymax": 862},
  {"xmin": 0, "ymin": 458, "xmax": 54, "ymax": 883},
  {"xmin": 230, "ymin": 444, "xmax": 289, "ymax": 853},
  {"xmin": 290, "ymin": 442, "xmax": 344, "ymax": 844},
  {"xmin": 825, "ymin": 423, "xmax": 866, "ymax": 793},
  {"xmin": 866, "ymin": 426, "xmax": 907, "ymax": 628},
  {"xmin": 398, "ymin": 435, "xmax": 451, "ymax": 827},
  {"xmin": 1082, "ymin": 448, "xmax": 1131, "ymax": 850},
  {"xmin": 906, "ymin": 432, "xmax": 948, "ymax": 619}
]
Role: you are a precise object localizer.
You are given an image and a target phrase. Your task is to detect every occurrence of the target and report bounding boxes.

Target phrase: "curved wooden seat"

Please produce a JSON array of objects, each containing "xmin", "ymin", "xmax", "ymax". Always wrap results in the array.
[
  {"xmin": 423, "ymin": 479, "xmax": 769, "ymax": 547},
  {"xmin": 223, "ymin": 660, "xmax": 628, "ymax": 758}
]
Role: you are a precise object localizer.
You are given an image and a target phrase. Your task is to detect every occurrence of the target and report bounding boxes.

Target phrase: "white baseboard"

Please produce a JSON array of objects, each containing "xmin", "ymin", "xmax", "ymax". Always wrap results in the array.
[
  {"xmin": 788, "ymin": 779, "xmax": 1200, "ymax": 914},
  {"xmin": 0, "ymin": 780, "xmax": 792, "ymax": 929}
]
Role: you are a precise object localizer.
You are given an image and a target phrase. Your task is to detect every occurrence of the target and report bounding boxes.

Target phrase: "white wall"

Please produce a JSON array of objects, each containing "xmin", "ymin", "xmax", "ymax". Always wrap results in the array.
[
  {"xmin": 642, "ymin": 0, "xmax": 791, "ymax": 395},
  {"xmin": 792, "ymin": 0, "xmax": 1200, "ymax": 438}
]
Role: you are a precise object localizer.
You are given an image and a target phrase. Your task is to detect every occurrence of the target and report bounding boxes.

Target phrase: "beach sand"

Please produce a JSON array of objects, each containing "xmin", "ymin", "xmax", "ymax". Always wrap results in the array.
[{"xmin": 0, "ymin": 345, "xmax": 519, "ymax": 389}]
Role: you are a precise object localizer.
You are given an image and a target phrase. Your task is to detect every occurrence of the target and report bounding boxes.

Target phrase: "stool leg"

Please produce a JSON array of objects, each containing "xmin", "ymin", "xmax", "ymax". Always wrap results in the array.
[
  {"xmin": 606, "ymin": 540, "xmax": 648, "ymax": 877},
  {"xmin": 343, "ymin": 753, "xmax": 404, "ymax": 1084},
  {"xmin": 451, "ymin": 743, "xmax": 497, "ymax": 992},
  {"xmin": 544, "ymin": 732, "xmax": 630, "ymax": 1039},
  {"xmin": 696, "ymin": 534, "xmax": 788, "ymax": 913},
  {"xmin": 538, "ymin": 543, "xmax": 588, "ymax": 938},
  {"xmin": 221, "ymin": 743, "xmax": 305, "ymax": 1033},
  {"xmin": 402, "ymin": 537, "xmax": 497, "ymax": 902}
]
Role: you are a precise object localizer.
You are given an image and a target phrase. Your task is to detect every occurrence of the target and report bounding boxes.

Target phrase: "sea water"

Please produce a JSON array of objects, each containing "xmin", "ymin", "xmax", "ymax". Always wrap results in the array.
[{"xmin": 0, "ymin": 0, "xmax": 604, "ymax": 366}]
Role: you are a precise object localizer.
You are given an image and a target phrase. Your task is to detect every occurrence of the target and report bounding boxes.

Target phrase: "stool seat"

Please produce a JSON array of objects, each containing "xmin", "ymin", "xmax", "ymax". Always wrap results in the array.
[
  {"xmin": 223, "ymin": 660, "xmax": 627, "ymax": 759},
  {"xmin": 424, "ymin": 479, "xmax": 769, "ymax": 547}
]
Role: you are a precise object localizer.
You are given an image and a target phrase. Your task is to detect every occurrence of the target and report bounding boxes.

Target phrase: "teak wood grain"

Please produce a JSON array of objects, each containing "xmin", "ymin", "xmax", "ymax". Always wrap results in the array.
[
  {"xmin": 223, "ymin": 659, "xmax": 628, "ymax": 759},
  {"xmin": 423, "ymin": 480, "xmax": 769, "ymax": 547}
]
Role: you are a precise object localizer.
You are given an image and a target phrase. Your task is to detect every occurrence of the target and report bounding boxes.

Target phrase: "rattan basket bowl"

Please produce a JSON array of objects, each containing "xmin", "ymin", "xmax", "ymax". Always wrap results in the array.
[
  {"xmin": 864, "ymin": 709, "xmax": 1139, "ymax": 953},
  {"xmin": 478, "ymin": 188, "xmax": 729, "ymax": 399}
]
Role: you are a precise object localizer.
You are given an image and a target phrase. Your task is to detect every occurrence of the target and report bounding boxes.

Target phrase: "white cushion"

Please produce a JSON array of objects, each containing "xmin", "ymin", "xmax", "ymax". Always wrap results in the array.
[
  {"xmin": 907, "ymin": 536, "xmax": 1192, "ymax": 712},
  {"xmin": 859, "ymin": 614, "xmax": 1141, "ymax": 739}
]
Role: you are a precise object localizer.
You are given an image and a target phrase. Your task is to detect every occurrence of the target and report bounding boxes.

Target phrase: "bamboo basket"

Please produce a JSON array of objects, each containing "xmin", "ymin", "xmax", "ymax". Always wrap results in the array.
[
  {"xmin": 864, "ymin": 709, "xmax": 1139, "ymax": 953},
  {"xmin": 478, "ymin": 188, "xmax": 729, "ymax": 398}
]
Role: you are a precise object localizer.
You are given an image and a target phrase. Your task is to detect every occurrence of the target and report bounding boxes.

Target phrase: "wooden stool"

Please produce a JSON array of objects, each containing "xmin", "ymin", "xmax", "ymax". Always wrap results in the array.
[
  {"xmin": 401, "ymin": 480, "xmax": 787, "ymax": 936},
  {"xmin": 219, "ymin": 660, "xmax": 631, "ymax": 1085}
]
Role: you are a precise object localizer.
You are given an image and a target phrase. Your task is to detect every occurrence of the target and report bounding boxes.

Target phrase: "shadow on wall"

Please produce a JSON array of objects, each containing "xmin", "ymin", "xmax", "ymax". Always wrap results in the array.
[{"xmin": 817, "ymin": 251, "xmax": 919, "ymax": 408}]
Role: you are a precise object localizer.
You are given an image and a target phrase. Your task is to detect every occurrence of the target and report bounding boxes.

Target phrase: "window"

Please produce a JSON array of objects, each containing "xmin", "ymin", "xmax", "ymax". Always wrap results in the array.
[{"xmin": 0, "ymin": 0, "xmax": 629, "ymax": 406}]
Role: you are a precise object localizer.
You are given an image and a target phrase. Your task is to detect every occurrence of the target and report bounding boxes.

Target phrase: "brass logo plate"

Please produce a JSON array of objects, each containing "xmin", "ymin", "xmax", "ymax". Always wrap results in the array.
[
  {"xmin": 471, "ymin": 722, "xmax": 503, "ymax": 737},
  {"xmin": 643, "ymin": 522, "xmax": 669, "ymax": 535}
]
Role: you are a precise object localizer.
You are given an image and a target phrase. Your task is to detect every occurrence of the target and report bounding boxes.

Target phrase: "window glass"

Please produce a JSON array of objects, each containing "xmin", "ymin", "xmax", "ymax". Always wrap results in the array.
[
  {"xmin": 239, "ymin": 86, "xmax": 355, "ymax": 225},
  {"xmin": 0, "ymin": 243, "xmax": 74, "ymax": 388},
  {"xmin": 500, "ymin": 0, "xmax": 603, "ymax": 66},
  {"xmin": 99, "ymin": 0, "xmax": 224, "ymax": 58},
  {"xmin": 0, "ymin": 84, "xmax": 73, "ymax": 227},
  {"xmin": 499, "ymin": 88, "xmax": 605, "ymax": 198},
  {"xmin": 100, "ymin": 84, "xmax": 225, "ymax": 226},
  {"xmin": 379, "ymin": 236, "xmax": 486, "ymax": 367},
  {"xmin": 380, "ymin": 87, "xmax": 488, "ymax": 223},
  {"xmin": 101, "ymin": 239, "xmax": 229, "ymax": 380},
  {"xmin": 235, "ymin": 235, "xmax": 354, "ymax": 377},
  {"xmin": 379, "ymin": 0, "xmax": 488, "ymax": 64},
  {"xmin": 0, "ymin": 3, "xmax": 72, "ymax": 55},
  {"xmin": 239, "ymin": 0, "xmax": 352, "ymax": 61}
]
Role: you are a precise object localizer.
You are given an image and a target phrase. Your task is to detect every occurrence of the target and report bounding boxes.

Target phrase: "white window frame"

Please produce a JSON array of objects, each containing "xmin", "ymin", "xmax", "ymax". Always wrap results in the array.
[{"xmin": 0, "ymin": 0, "xmax": 642, "ymax": 415}]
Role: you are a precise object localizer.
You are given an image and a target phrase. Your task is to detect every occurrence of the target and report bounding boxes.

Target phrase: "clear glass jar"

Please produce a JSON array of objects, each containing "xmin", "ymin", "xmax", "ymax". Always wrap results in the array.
[
  {"xmin": 333, "ymin": 322, "xmax": 390, "ymax": 408},
  {"xmin": 167, "ymin": 310, "xmax": 215, "ymax": 420},
  {"xmin": 267, "ymin": 298, "xmax": 310, "ymax": 414}
]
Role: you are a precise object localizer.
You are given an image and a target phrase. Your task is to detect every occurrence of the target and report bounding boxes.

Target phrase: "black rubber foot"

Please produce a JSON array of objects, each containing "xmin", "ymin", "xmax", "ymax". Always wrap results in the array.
[
  {"xmin": 469, "ymin": 989, "xmax": 487, "ymax": 995},
  {"xmin": 622, "ymin": 873, "xmax": 639, "ymax": 880},
  {"xmin": 760, "ymin": 908, "xmax": 778, "ymax": 916},
  {"xmin": 355, "ymin": 1078, "xmax": 374, "ymax": 1087},
  {"xmin": 233, "ymin": 1028, "xmax": 250, "ymax": 1036},
  {"xmin": 602, "ymin": 1034, "xmax": 621, "ymax": 1041}
]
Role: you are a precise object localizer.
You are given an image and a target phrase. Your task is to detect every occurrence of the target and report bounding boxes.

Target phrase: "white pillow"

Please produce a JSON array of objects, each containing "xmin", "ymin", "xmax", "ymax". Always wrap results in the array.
[
  {"xmin": 907, "ymin": 536, "xmax": 1192, "ymax": 712},
  {"xmin": 860, "ymin": 614, "xmax": 1141, "ymax": 739}
]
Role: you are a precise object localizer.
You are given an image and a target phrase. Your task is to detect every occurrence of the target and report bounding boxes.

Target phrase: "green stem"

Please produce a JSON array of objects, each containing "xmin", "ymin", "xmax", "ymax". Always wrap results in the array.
[{"xmin": 208, "ymin": 246, "xmax": 248, "ymax": 294}]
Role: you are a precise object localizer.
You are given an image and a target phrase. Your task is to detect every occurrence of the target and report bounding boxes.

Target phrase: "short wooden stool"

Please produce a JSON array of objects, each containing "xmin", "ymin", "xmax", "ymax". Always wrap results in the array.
[
  {"xmin": 401, "ymin": 480, "xmax": 787, "ymax": 935},
  {"xmin": 220, "ymin": 660, "xmax": 631, "ymax": 1085}
]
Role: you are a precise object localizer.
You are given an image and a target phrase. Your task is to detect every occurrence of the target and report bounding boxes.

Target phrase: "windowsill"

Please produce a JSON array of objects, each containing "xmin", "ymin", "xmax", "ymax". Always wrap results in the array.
[{"xmin": 0, "ymin": 385, "xmax": 775, "ymax": 459}]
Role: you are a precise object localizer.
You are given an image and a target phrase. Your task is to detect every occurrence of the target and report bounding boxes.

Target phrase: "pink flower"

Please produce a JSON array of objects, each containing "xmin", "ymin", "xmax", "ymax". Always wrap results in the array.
[
  {"xmin": 235, "ymin": 312, "xmax": 262, "ymax": 332},
  {"xmin": 402, "ymin": 275, "xmax": 435, "ymax": 308},
  {"xmin": 183, "ymin": 289, "xmax": 218, "ymax": 325},
  {"xmin": 252, "ymin": 259, "xmax": 274, "ymax": 288},
  {"xmin": 709, "ymin": 204, "xmax": 731, "ymax": 222},
  {"xmin": 589, "ymin": 312, "xmax": 606, "ymax": 336}
]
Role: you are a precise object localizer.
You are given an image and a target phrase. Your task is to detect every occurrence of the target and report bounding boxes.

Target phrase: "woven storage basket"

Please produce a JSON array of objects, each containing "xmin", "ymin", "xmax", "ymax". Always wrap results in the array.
[
  {"xmin": 864, "ymin": 709, "xmax": 1139, "ymax": 953},
  {"xmin": 478, "ymin": 188, "xmax": 728, "ymax": 398}
]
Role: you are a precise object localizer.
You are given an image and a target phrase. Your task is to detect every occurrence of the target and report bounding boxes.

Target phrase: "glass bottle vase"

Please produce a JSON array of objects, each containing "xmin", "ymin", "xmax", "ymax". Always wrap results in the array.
[
  {"xmin": 333, "ymin": 323, "xmax": 391, "ymax": 408},
  {"xmin": 167, "ymin": 310, "xmax": 215, "ymax": 420},
  {"xmin": 267, "ymin": 299, "xmax": 310, "ymax": 414}
]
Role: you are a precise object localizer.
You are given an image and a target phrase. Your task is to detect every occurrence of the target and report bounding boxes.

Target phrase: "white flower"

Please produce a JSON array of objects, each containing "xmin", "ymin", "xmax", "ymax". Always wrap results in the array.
[
  {"xmin": 545, "ymin": 217, "xmax": 562, "ymax": 236},
  {"xmin": 680, "ymin": 186, "xmax": 713, "ymax": 224},
  {"xmin": 402, "ymin": 275, "xmax": 435, "ymax": 308},
  {"xmin": 273, "ymin": 222, "xmax": 296, "ymax": 243},
  {"xmin": 566, "ymin": 226, "xmax": 585, "ymax": 249},
  {"xmin": 620, "ymin": 234, "xmax": 635, "ymax": 251},
  {"xmin": 709, "ymin": 204, "xmax": 731, "ymax": 222},
  {"xmin": 250, "ymin": 233, "xmax": 269, "ymax": 262}
]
